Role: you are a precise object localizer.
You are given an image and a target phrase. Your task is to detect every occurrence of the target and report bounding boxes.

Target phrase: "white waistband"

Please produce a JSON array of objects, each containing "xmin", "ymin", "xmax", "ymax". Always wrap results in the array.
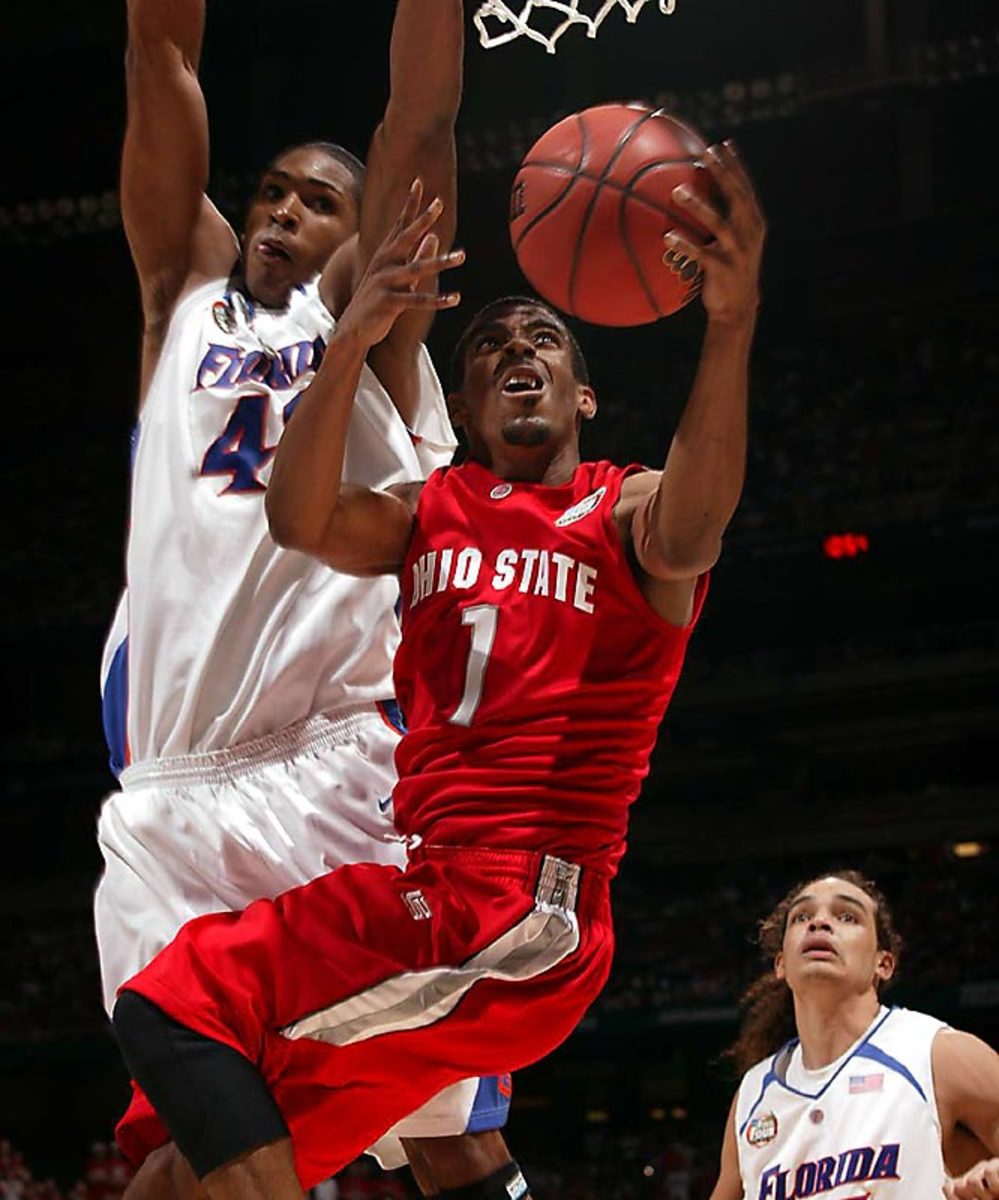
[{"xmin": 119, "ymin": 703, "xmax": 392, "ymax": 789}]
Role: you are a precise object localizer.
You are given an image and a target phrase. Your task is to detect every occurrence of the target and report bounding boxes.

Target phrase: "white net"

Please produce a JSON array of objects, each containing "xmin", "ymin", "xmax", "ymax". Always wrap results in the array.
[{"xmin": 473, "ymin": 0, "xmax": 678, "ymax": 54}]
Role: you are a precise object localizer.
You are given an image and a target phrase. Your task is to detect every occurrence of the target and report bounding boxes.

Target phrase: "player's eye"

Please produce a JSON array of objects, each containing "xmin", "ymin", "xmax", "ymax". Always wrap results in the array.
[
  {"xmin": 534, "ymin": 329, "xmax": 559, "ymax": 345},
  {"xmin": 309, "ymin": 195, "xmax": 335, "ymax": 214},
  {"xmin": 790, "ymin": 909, "xmax": 809, "ymax": 923},
  {"xmin": 474, "ymin": 334, "xmax": 500, "ymax": 351},
  {"xmin": 838, "ymin": 911, "xmax": 858, "ymax": 923},
  {"xmin": 261, "ymin": 183, "xmax": 282, "ymax": 200}
]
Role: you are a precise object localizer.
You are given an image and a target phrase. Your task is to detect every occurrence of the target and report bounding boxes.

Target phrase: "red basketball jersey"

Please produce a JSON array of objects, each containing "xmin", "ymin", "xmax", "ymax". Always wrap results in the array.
[{"xmin": 392, "ymin": 459, "xmax": 707, "ymax": 874}]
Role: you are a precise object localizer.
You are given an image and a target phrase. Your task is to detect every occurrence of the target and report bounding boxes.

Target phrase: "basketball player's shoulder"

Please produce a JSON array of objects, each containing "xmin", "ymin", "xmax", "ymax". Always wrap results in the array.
[
  {"xmin": 735, "ymin": 1043, "xmax": 790, "ymax": 1114},
  {"xmin": 578, "ymin": 458, "xmax": 654, "ymax": 489},
  {"xmin": 407, "ymin": 462, "xmax": 462, "ymax": 519},
  {"xmin": 602, "ymin": 461, "xmax": 660, "ymax": 516},
  {"xmin": 868, "ymin": 1006, "xmax": 951, "ymax": 1101},
  {"xmin": 173, "ymin": 273, "xmax": 240, "ymax": 328},
  {"xmin": 877, "ymin": 1005, "xmax": 950, "ymax": 1045}
]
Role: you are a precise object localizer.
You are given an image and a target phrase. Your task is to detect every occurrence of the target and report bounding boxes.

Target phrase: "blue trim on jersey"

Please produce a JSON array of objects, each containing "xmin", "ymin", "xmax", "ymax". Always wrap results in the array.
[
  {"xmin": 377, "ymin": 698, "xmax": 407, "ymax": 735},
  {"xmin": 739, "ymin": 1057, "xmax": 783, "ymax": 1137},
  {"xmin": 466, "ymin": 1074, "xmax": 513, "ymax": 1133},
  {"xmin": 853, "ymin": 1042, "xmax": 927, "ymax": 1102},
  {"xmin": 129, "ymin": 420, "xmax": 140, "ymax": 472},
  {"xmin": 739, "ymin": 1008, "xmax": 901, "ymax": 1135},
  {"xmin": 102, "ymin": 636, "xmax": 129, "ymax": 780}
]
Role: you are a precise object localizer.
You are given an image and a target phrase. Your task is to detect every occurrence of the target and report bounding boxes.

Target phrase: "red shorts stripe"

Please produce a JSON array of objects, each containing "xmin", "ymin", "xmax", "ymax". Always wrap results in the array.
[{"xmin": 116, "ymin": 846, "xmax": 613, "ymax": 1188}]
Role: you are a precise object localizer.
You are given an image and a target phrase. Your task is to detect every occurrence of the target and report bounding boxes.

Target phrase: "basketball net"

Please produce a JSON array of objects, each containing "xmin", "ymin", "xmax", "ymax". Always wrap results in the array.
[{"xmin": 473, "ymin": 0, "xmax": 678, "ymax": 54}]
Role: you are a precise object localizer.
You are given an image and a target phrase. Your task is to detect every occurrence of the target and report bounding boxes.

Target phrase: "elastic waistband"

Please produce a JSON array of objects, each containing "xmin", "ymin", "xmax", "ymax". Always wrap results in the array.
[
  {"xmin": 119, "ymin": 702, "xmax": 392, "ymax": 790},
  {"xmin": 410, "ymin": 844, "xmax": 609, "ymax": 916}
]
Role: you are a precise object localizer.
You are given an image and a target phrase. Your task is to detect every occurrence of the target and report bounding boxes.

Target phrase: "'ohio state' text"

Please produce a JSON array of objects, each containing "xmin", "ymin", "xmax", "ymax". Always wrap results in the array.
[{"xmin": 410, "ymin": 546, "xmax": 598, "ymax": 614}]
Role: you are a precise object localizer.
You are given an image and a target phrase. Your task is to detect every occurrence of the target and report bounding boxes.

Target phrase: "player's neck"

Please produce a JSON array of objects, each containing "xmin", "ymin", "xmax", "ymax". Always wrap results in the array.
[
  {"xmin": 792, "ymin": 990, "xmax": 883, "ymax": 1069},
  {"xmin": 474, "ymin": 441, "xmax": 582, "ymax": 486}
]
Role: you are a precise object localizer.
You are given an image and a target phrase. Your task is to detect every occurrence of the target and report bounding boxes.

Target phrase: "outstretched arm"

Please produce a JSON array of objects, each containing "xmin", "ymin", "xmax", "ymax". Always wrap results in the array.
[
  {"xmin": 322, "ymin": 0, "xmax": 465, "ymax": 425},
  {"xmin": 122, "ymin": 0, "xmax": 238, "ymax": 394},
  {"xmin": 617, "ymin": 141, "xmax": 766, "ymax": 627},
  {"xmin": 937, "ymin": 1030, "xmax": 999, "ymax": 1199},
  {"xmin": 267, "ymin": 184, "xmax": 463, "ymax": 575}
]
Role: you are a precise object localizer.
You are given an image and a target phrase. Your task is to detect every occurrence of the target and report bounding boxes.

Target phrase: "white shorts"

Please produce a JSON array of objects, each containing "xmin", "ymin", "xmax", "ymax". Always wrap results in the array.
[{"xmin": 94, "ymin": 702, "xmax": 504, "ymax": 1168}]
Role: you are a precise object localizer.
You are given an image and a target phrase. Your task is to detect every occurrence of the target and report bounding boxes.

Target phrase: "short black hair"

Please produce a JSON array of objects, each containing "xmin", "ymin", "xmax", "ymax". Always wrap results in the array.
[
  {"xmin": 263, "ymin": 141, "xmax": 366, "ymax": 206},
  {"xmin": 449, "ymin": 295, "xmax": 590, "ymax": 393}
]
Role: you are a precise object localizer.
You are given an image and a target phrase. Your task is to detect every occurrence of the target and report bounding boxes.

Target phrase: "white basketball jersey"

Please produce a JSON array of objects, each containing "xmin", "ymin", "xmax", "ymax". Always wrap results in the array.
[
  {"xmin": 101, "ymin": 276, "xmax": 456, "ymax": 774},
  {"xmin": 735, "ymin": 1006, "xmax": 948, "ymax": 1200}
]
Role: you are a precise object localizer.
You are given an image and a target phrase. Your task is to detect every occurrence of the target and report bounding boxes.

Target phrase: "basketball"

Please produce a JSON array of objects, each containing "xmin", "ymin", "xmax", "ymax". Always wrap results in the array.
[{"xmin": 509, "ymin": 103, "xmax": 718, "ymax": 327}]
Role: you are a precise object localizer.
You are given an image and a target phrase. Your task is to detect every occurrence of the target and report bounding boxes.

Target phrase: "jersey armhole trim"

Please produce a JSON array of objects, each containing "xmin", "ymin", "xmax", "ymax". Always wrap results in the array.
[{"xmin": 599, "ymin": 462, "xmax": 709, "ymax": 640}]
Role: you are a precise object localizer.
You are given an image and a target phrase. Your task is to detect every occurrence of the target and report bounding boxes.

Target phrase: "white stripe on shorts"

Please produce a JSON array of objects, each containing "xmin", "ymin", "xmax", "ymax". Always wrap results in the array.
[{"xmin": 279, "ymin": 856, "xmax": 582, "ymax": 1047}]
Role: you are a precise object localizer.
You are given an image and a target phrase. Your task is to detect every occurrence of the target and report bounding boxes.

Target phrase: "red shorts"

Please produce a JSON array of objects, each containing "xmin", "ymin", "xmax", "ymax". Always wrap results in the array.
[{"xmin": 116, "ymin": 845, "xmax": 613, "ymax": 1188}]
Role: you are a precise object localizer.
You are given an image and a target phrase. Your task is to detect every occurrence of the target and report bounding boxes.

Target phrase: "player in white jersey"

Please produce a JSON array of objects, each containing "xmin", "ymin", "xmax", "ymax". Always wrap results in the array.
[
  {"xmin": 95, "ymin": 1, "xmax": 524, "ymax": 1197},
  {"xmin": 707, "ymin": 871, "xmax": 999, "ymax": 1200}
]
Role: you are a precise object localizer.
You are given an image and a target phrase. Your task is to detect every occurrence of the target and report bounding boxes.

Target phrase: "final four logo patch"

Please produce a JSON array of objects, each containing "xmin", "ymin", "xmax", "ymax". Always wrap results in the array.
[
  {"xmin": 746, "ymin": 1111, "xmax": 778, "ymax": 1147},
  {"xmin": 212, "ymin": 299, "xmax": 237, "ymax": 334},
  {"xmin": 555, "ymin": 486, "xmax": 607, "ymax": 527}
]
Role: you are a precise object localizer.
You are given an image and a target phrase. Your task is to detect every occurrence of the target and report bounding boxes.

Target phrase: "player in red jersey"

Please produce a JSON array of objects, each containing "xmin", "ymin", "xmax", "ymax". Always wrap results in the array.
[{"xmin": 110, "ymin": 142, "xmax": 766, "ymax": 1199}]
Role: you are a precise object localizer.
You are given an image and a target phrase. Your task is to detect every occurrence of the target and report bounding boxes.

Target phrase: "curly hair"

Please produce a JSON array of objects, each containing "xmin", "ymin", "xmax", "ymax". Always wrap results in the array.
[{"xmin": 724, "ymin": 869, "xmax": 903, "ymax": 1075}]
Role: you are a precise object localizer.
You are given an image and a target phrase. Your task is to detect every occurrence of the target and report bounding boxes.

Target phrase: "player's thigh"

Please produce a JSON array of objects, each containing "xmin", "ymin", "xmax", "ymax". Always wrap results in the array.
[{"xmin": 94, "ymin": 713, "xmax": 405, "ymax": 1006}]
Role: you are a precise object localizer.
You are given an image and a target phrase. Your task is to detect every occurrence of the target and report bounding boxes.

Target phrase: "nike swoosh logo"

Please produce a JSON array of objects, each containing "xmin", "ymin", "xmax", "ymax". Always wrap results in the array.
[{"xmin": 377, "ymin": 796, "xmax": 393, "ymax": 813}]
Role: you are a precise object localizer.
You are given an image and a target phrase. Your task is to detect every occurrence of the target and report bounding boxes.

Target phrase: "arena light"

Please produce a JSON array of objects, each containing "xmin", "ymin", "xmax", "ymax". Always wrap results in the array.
[
  {"xmin": 585, "ymin": 1109, "xmax": 610, "ymax": 1123},
  {"xmin": 951, "ymin": 841, "xmax": 986, "ymax": 859},
  {"xmin": 823, "ymin": 532, "xmax": 870, "ymax": 560}
]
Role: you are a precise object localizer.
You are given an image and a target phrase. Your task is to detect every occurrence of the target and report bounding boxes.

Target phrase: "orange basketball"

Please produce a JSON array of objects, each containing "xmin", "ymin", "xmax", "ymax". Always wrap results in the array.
[{"xmin": 509, "ymin": 103, "xmax": 717, "ymax": 327}]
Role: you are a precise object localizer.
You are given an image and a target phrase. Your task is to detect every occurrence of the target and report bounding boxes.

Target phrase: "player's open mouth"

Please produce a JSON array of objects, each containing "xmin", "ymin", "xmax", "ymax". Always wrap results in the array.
[
  {"xmin": 499, "ymin": 366, "xmax": 545, "ymax": 396},
  {"xmin": 802, "ymin": 936, "xmax": 836, "ymax": 958},
  {"xmin": 258, "ymin": 238, "xmax": 291, "ymax": 262}
]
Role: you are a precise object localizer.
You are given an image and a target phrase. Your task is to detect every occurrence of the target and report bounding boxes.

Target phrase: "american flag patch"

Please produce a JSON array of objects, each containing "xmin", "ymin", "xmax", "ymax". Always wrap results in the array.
[{"xmin": 849, "ymin": 1073, "xmax": 884, "ymax": 1093}]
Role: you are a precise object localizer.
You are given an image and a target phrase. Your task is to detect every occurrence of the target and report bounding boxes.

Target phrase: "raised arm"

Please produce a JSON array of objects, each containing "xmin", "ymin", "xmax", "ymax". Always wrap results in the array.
[
  {"xmin": 707, "ymin": 1094, "xmax": 746, "ymax": 1200},
  {"xmin": 322, "ymin": 0, "xmax": 464, "ymax": 424},
  {"xmin": 122, "ymin": 0, "xmax": 237, "ymax": 386},
  {"xmin": 617, "ymin": 140, "xmax": 765, "ymax": 627},
  {"xmin": 267, "ymin": 184, "xmax": 463, "ymax": 575},
  {"xmin": 937, "ymin": 1029, "xmax": 999, "ymax": 1199}
]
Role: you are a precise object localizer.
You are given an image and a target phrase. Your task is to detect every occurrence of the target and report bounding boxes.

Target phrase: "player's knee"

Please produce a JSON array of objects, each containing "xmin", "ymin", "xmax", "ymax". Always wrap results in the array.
[{"xmin": 435, "ymin": 1161, "xmax": 531, "ymax": 1200}]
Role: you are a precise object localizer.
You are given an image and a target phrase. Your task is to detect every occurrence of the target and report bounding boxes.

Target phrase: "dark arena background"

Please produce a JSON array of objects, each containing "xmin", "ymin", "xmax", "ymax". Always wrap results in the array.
[{"xmin": 3, "ymin": 1, "xmax": 997, "ymax": 1195}]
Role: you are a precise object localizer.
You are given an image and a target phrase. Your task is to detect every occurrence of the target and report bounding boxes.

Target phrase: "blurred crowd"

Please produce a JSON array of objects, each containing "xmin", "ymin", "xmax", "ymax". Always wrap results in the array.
[
  {"xmin": 517, "ymin": 1125, "xmax": 720, "ymax": 1200},
  {"xmin": 10, "ymin": 309, "xmax": 999, "ymax": 646},
  {"xmin": 0, "ymin": 1139, "xmax": 412, "ymax": 1200},
  {"xmin": 0, "ymin": 1139, "xmax": 130, "ymax": 1200},
  {"xmin": 600, "ymin": 843, "xmax": 997, "ymax": 1016},
  {"xmin": 592, "ymin": 313, "xmax": 999, "ymax": 542},
  {"xmin": 0, "ymin": 1126, "xmax": 748, "ymax": 1200},
  {"xmin": 2, "ymin": 843, "xmax": 994, "ymax": 1042}
]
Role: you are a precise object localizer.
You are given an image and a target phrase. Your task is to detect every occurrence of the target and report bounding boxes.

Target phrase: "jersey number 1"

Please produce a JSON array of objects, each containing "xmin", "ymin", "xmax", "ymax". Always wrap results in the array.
[{"xmin": 448, "ymin": 605, "xmax": 498, "ymax": 727}]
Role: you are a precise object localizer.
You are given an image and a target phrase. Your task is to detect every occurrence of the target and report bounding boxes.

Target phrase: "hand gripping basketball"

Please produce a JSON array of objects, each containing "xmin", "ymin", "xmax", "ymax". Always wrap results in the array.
[
  {"xmin": 509, "ymin": 103, "xmax": 723, "ymax": 326},
  {"xmin": 666, "ymin": 139, "xmax": 766, "ymax": 327}
]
